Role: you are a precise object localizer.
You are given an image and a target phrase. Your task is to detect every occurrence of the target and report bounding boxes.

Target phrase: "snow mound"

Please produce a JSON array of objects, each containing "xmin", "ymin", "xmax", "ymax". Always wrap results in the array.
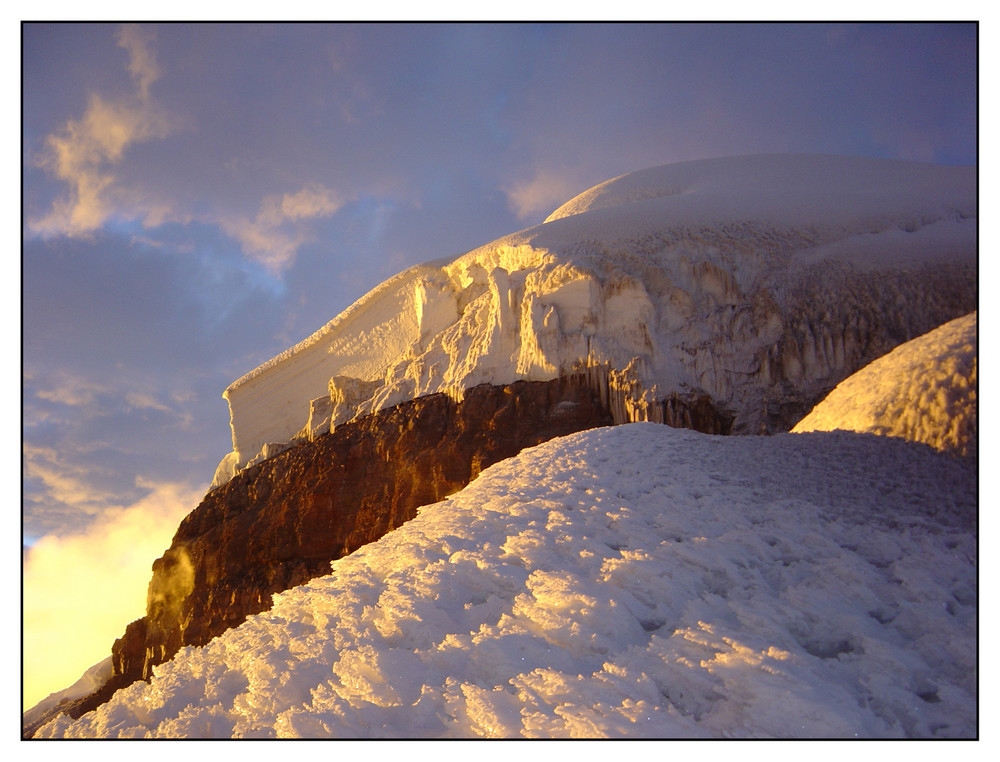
[
  {"xmin": 213, "ymin": 154, "xmax": 975, "ymax": 487},
  {"xmin": 40, "ymin": 424, "xmax": 977, "ymax": 739},
  {"xmin": 793, "ymin": 312, "xmax": 977, "ymax": 456}
]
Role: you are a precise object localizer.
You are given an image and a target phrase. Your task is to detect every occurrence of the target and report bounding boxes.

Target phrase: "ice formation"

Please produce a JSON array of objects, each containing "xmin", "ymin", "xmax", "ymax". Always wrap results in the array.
[
  {"xmin": 213, "ymin": 155, "xmax": 976, "ymax": 487},
  {"xmin": 37, "ymin": 424, "xmax": 976, "ymax": 739},
  {"xmin": 793, "ymin": 312, "xmax": 977, "ymax": 456}
]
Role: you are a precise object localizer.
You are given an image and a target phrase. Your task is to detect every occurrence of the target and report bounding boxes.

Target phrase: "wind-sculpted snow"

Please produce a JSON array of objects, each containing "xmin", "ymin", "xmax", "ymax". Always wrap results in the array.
[
  {"xmin": 39, "ymin": 424, "xmax": 976, "ymax": 739},
  {"xmin": 793, "ymin": 312, "xmax": 977, "ymax": 457},
  {"xmin": 213, "ymin": 155, "xmax": 975, "ymax": 488}
]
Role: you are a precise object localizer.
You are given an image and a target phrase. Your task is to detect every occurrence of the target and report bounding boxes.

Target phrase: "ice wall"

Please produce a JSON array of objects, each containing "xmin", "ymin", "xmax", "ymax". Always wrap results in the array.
[{"xmin": 212, "ymin": 155, "xmax": 977, "ymax": 488}]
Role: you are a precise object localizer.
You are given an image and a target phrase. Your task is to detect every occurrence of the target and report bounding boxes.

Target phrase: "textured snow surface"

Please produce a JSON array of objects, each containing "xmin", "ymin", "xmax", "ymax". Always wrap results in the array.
[
  {"xmin": 213, "ymin": 155, "xmax": 976, "ymax": 486},
  {"xmin": 794, "ymin": 312, "xmax": 977, "ymax": 457},
  {"xmin": 39, "ymin": 424, "xmax": 977, "ymax": 739}
]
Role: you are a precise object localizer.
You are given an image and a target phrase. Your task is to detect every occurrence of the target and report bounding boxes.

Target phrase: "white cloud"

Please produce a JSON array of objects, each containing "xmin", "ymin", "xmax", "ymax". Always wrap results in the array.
[
  {"xmin": 23, "ymin": 444, "xmax": 117, "ymax": 516},
  {"xmin": 280, "ymin": 184, "xmax": 348, "ymax": 221},
  {"xmin": 504, "ymin": 168, "xmax": 584, "ymax": 222},
  {"xmin": 27, "ymin": 371, "xmax": 180, "ymax": 421},
  {"xmin": 23, "ymin": 477, "xmax": 207, "ymax": 711},
  {"xmin": 34, "ymin": 383, "xmax": 102, "ymax": 409},
  {"xmin": 116, "ymin": 24, "xmax": 162, "ymax": 101},
  {"xmin": 23, "ymin": 376, "xmax": 194, "ymax": 530},
  {"xmin": 221, "ymin": 184, "xmax": 352, "ymax": 273},
  {"xmin": 27, "ymin": 25, "xmax": 178, "ymax": 239},
  {"xmin": 125, "ymin": 391, "xmax": 173, "ymax": 414}
]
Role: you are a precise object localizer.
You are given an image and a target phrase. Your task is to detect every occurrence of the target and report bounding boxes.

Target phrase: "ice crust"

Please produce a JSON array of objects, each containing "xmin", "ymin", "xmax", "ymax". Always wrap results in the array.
[
  {"xmin": 38, "ymin": 424, "xmax": 976, "ymax": 739},
  {"xmin": 793, "ymin": 312, "xmax": 977, "ymax": 456},
  {"xmin": 213, "ymin": 155, "xmax": 976, "ymax": 487}
]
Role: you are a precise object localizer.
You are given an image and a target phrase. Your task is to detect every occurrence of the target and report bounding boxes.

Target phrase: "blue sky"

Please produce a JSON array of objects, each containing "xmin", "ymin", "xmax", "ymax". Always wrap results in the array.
[{"xmin": 19, "ymin": 21, "xmax": 978, "ymax": 705}]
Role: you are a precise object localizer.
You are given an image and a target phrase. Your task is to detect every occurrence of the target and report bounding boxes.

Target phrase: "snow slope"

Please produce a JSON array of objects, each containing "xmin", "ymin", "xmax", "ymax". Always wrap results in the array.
[
  {"xmin": 213, "ymin": 155, "xmax": 976, "ymax": 487},
  {"xmin": 37, "ymin": 423, "xmax": 976, "ymax": 739},
  {"xmin": 793, "ymin": 312, "xmax": 977, "ymax": 457}
]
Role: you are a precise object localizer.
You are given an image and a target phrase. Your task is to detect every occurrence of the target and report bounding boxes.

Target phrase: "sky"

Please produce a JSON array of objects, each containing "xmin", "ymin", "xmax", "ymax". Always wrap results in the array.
[{"xmin": 20, "ymin": 21, "xmax": 978, "ymax": 709}]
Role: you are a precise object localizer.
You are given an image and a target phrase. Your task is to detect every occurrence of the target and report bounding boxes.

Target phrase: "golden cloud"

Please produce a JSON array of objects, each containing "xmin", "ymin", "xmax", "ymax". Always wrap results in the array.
[
  {"xmin": 504, "ymin": 168, "xmax": 584, "ymax": 222},
  {"xmin": 23, "ymin": 478, "xmax": 207, "ymax": 711},
  {"xmin": 23, "ymin": 444, "xmax": 117, "ymax": 515},
  {"xmin": 28, "ymin": 25, "xmax": 177, "ymax": 238},
  {"xmin": 222, "ymin": 184, "xmax": 352, "ymax": 273},
  {"xmin": 116, "ymin": 24, "xmax": 162, "ymax": 101}
]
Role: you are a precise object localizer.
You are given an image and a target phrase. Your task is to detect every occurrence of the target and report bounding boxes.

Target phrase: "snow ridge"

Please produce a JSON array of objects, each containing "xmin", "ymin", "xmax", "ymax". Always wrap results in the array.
[{"xmin": 37, "ymin": 424, "xmax": 976, "ymax": 739}]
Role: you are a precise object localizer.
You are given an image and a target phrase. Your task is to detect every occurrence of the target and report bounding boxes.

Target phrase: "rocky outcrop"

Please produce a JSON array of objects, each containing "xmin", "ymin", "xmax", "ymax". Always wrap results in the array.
[{"xmin": 22, "ymin": 373, "xmax": 732, "ymax": 737}]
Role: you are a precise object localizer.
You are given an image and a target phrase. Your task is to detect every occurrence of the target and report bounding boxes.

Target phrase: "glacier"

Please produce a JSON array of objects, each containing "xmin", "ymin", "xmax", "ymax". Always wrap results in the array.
[{"xmin": 212, "ymin": 154, "xmax": 976, "ymax": 488}]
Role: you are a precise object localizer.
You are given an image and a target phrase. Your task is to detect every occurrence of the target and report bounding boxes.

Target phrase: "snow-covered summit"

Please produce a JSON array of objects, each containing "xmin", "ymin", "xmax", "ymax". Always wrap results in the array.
[
  {"xmin": 793, "ymin": 311, "xmax": 977, "ymax": 457},
  {"xmin": 213, "ymin": 155, "xmax": 975, "ymax": 487},
  {"xmin": 37, "ymin": 423, "xmax": 976, "ymax": 739},
  {"xmin": 544, "ymin": 154, "xmax": 974, "ymax": 228}
]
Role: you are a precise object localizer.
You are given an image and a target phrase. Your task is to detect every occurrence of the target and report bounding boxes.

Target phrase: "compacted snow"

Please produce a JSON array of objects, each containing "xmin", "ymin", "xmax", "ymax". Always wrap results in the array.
[
  {"xmin": 36, "ymin": 423, "xmax": 976, "ymax": 740},
  {"xmin": 794, "ymin": 312, "xmax": 977, "ymax": 457},
  {"xmin": 213, "ymin": 155, "xmax": 976, "ymax": 487}
]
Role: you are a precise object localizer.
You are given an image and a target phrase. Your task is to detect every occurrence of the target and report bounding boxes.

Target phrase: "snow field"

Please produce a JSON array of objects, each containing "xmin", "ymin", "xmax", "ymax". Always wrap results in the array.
[{"xmin": 37, "ymin": 424, "xmax": 977, "ymax": 739}]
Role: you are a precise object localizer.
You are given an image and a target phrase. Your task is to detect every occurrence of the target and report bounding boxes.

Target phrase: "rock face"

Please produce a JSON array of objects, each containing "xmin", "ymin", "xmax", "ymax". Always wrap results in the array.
[{"xmin": 24, "ymin": 373, "xmax": 730, "ymax": 736}]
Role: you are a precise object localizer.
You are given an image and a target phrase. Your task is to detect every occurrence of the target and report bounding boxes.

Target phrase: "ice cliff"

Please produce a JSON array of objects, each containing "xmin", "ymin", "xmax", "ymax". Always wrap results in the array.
[{"xmin": 213, "ymin": 154, "xmax": 976, "ymax": 488}]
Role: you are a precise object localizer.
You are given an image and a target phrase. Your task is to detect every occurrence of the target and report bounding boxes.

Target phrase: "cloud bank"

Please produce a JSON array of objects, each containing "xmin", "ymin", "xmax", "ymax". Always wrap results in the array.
[
  {"xmin": 23, "ymin": 478, "xmax": 207, "ymax": 711},
  {"xmin": 26, "ymin": 24, "xmax": 351, "ymax": 273}
]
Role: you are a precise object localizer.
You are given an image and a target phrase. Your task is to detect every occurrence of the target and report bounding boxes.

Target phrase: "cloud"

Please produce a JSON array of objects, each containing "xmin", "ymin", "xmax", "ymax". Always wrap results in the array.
[
  {"xmin": 124, "ymin": 391, "xmax": 174, "ymax": 414},
  {"xmin": 26, "ymin": 370, "xmax": 180, "ymax": 424},
  {"xmin": 503, "ymin": 168, "xmax": 587, "ymax": 223},
  {"xmin": 221, "ymin": 184, "xmax": 352, "ymax": 273},
  {"xmin": 27, "ymin": 25, "xmax": 177, "ymax": 238},
  {"xmin": 23, "ymin": 371, "xmax": 202, "ymax": 539},
  {"xmin": 116, "ymin": 24, "xmax": 161, "ymax": 101},
  {"xmin": 33, "ymin": 380, "xmax": 105, "ymax": 409},
  {"xmin": 23, "ymin": 477, "xmax": 207, "ymax": 711},
  {"xmin": 279, "ymin": 185, "xmax": 349, "ymax": 221},
  {"xmin": 23, "ymin": 444, "xmax": 118, "ymax": 517}
]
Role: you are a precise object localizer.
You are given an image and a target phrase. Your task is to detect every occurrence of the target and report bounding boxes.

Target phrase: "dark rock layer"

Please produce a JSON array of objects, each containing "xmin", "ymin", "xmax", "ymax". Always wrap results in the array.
[{"xmin": 23, "ymin": 374, "xmax": 733, "ymax": 737}]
